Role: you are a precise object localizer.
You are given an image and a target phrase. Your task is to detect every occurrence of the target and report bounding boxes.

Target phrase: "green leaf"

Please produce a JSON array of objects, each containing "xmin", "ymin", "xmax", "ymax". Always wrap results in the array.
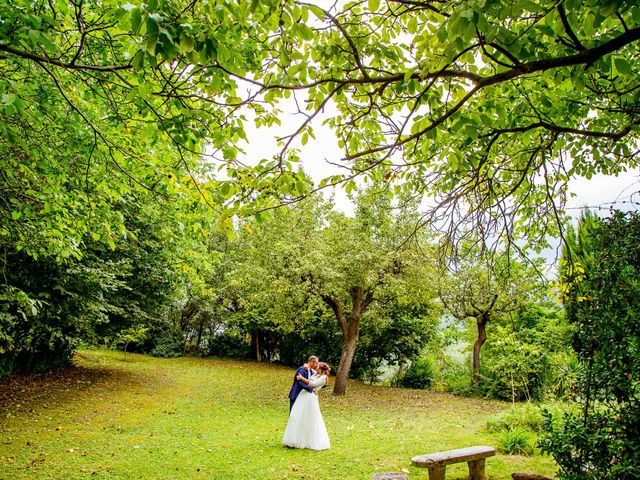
[
  {"xmin": 130, "ymin": 7, "xmax": 142, "ymax": 33},
  {"xmin": 368, "ymin": 0, "xmax": 381, "ymax": 12},
  {"xmin": 308, "ymin": 4, "xmax": 325, "ymax": 20},
  {"xmin": 146, "ymin": 35, "xmax": 159, "ymax": 56},
  {"xmin": 180, "ymin": 34, "xmax": 195, "ymax": 53},
  {"xmin": 614, "ymin": 57, "xmax": 632, "ymax": 76},
  {"xmin": 408, "ymin": 16, "xmax": 418, "ymax": 34},
  {"xmin": 131, "ymin": 50, "xmax": 145, "ymax": 70},
  {"xmin": 404, "ymin": 68, "xmax": 415, "ymax": 82},
  {"xmin": 297, "ymin": 24, "xmax": 314, "ymax": 41}
]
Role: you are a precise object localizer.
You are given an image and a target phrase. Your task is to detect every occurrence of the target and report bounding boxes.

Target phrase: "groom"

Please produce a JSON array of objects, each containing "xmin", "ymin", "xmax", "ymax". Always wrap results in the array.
[{"xmin": 288, "ymin": 355, "xmax": 319, "ymax": 412}]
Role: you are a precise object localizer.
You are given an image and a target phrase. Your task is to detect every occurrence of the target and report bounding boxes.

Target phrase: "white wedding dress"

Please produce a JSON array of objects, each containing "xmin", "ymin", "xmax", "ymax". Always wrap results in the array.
[{"xmin": 282, "ymin": 374, "xmax": 330, "ymax": 450}]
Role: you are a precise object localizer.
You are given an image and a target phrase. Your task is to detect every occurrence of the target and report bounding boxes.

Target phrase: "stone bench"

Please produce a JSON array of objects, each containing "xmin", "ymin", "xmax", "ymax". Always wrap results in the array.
[{"xmin": 411, "ymin": 445, "xmax": 497, "ymax": 480}]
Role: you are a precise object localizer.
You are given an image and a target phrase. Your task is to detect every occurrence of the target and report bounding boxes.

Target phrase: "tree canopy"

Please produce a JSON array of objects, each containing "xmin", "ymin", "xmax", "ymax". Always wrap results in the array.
[
  {"xmin": 227, "ymin": 191, "xmax": 439, "ymax": 394},
  {"xmin": 237, "ymin": 0, "xmax": 640, "ymax": 251},
  {"xmin": 2, "ymin": 0, "xmax": 638, "ymax": 257}
]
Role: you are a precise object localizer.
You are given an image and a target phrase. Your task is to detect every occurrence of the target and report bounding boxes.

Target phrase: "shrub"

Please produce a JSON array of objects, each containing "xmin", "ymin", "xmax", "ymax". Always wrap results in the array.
[
  {"xmin": 206, "ymin": 331, "xmax": 250, "ymax": 359},
  {"xmin": 487, "ymin": 402, "xmax": 569, "ymax": 434},
  {"xmin": 481, "ymin": 329, "xmax": 548, "ymax": 401},
  {"xmin": 434, "ymin": 361, "xmax": 477, "ymax": 397},
  {"xmin": 396, "ymin": 356, "xmax": 435, "ymax": 389},
  {"xmin": 540, "ymin": 212, "xmax": 640, "ymax": 479},
  {"xmin": 150, "ymin": 331, "xmax": 184, "ymax": 358},
  {"xmin": 498, "ymin": 427, "xmax": 534, "ymax": 456}
]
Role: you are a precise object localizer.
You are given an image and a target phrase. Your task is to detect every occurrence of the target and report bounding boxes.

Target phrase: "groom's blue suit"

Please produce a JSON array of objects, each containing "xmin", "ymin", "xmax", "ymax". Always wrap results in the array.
[{"xmin": 288, "ymin": 366, "xmax": 314, "ymax": 412}]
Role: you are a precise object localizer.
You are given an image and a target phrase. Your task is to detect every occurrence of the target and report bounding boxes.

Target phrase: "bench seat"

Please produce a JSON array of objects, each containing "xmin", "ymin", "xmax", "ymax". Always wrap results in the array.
[{"xmin": 412, "ymin": 446, "xmax": 496, "ymax": 480}]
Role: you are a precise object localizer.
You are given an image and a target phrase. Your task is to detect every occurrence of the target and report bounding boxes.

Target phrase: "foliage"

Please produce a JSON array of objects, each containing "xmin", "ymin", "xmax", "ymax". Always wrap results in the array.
[
  {"xmin": 0, "ymin": 348, "xmax": 558, "ymax": 479},
  {"xmin": 439, "ymin": 245, "xmax": 548, "ymax": 386},
  {"xmin": 206, "ymin": 331, "xmax": 251, "ymax": 359},
  {"xmin": 395, "ymin": 356, "xmax": 436, "ymax": 390},
  {"xmin": 0, "ymin": 0, "xmax": 292, "ymax": 374},
  {"xmin": 540, "ymin": 211, "xmax": 640, "ymax": 480},
  {"xmin": 228, "ymin": 0, "xmax": 639, "ymax": 252},
  {"xmin": 226, "ymin": 191, "xmax": 440, "ymax": 394},
  {"xmin": 487, "ymin": 402, "xmax": 570, "ymax": 434},
  {"xmin": 150, "ymin": 330, "xmax": 185, "ymax": 358},
  {"xmin": 436, "ymin": 362, "xmax": 477, "ymax": 397},
  {"xmin": 0, "ymin": 192, "xmax": 199, "ymax": 376},
  {"xmin": 115, "ymin": 325, "xmax": 150, "ymax": 354},
  {"xmin": 481, "ymin": 329, "xmax": 548, "ymax": 401},
  {"xmin": 498, "ymin": 427, "xmax": 535, "ymax": 456},
  {"xmin": 481, "ymin": 303, "xmax": 574, "ymax": 401},
  {"xmin": 351, "ymin": 300, "xmax": 438, "ymax": 382},
  {"xmin": 3, "ymin": 0, "xmax": 636, "ymax": 265}
]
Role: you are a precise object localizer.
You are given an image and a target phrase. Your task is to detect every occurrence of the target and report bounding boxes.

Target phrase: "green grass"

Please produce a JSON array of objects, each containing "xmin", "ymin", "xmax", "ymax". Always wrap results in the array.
[{"xmin": 0, "ymin": 349, "xmax": 557, "ymax": 479}]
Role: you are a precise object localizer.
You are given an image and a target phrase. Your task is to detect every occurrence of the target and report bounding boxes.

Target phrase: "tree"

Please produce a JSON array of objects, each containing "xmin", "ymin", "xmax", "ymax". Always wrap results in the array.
[
  {"xmin": 439, "ymin": 248, "xmax": 545, "ymax": 385},
  {"xmin": 234, "ymin": 0, "xmax": 640, "ymax": 252},
  {"xmin": 232, "ymin": 191, "xmax": 438, "ymax": 394},
  {"xmin": 296, "ymin": 191, "xmax": 438, "ymax": 394},
  {"xmin": 5, "ymin": 1, "xmax": 637, "ymax": 254},
  {"xmin": 481, "ymin": 302, "xmax": 573, "ymax": 401},
  {"xmin": 540, "ymin": 211, "xmax": 640, "ymax": 479}
]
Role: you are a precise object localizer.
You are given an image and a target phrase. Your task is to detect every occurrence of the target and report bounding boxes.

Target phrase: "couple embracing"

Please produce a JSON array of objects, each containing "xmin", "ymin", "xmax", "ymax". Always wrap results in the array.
[{"xmin": 282, "ymin": 355, "xmax": 331, "ymax": 451}]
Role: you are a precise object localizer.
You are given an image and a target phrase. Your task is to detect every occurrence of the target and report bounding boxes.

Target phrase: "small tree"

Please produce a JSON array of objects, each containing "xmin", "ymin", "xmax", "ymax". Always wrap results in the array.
[
  {"xmin": 439, "ymin": 248, "xmax": 543, "ymax": 385},
  {"xmin": 303, "ymin": 192, "xmax": 437, "ymax": 395},
  {"xmin": 116, "ymin": 325, "xmax": 149, "ymax": 361}
]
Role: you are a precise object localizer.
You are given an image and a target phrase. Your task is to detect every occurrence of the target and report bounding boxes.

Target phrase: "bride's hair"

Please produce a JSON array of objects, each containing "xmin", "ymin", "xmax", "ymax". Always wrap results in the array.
[{"xmin": 317, "ymin": 362, "xmax": 331, "ymax": 376}]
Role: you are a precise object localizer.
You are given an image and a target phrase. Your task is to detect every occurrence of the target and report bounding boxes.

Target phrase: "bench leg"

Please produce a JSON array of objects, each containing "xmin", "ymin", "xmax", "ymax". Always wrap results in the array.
[
  {"xmin": 427, "ymin": 466, "xmax": 446, "ymax": 480},
  {"xmin": 467, "ymin": 459, "xmax": 486, "ymax": 480}
]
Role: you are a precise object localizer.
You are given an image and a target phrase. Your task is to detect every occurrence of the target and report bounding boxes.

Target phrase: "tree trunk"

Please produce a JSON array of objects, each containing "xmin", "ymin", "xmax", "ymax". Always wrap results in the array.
[
  {"xmin": 265, "ymin": 333, "xmax": 271, "ymax": 362},
  {"xmin": 473, "ymin": 314, "xmax": 488, "ymax": 385},
  {"xmin": 322, "ymin": 286, "xmax": 373, "ymax": 395},
  {"xmin": 333, "ymin": 330, "xmax": 359, "ymax": 395},
  {"xmin": 195, "ymin": 323, "xmax": 204, "ymax": 351},
  {"xmin": 250, "ymin": 331, "xmax": 262, "ymax": 362}
]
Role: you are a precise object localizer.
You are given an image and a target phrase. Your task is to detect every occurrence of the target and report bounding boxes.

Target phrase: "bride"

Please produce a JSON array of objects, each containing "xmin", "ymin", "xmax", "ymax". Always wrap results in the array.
[{"xmin": 282, "ymin": 362, "xmax": 331, "ymax": 450}]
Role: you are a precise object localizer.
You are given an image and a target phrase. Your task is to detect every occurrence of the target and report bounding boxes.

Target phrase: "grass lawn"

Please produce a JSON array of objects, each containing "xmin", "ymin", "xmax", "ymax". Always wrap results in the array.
[{"xmin": 0, "ymin": 349, "xmax": 557, "ymax": 479}]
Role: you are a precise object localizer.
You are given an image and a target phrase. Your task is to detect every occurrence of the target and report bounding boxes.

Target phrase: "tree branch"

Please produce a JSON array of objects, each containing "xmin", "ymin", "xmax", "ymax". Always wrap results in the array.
[
  {"xmin": 0, "ymin": 44, "xmax": 132, "ymax": 72},
  {"xmin": 321, "ymin": 294, "xmax": 347, "ymax": 334},
  {"xmin": 557, "ymin": 4, "xmax": 585, "ymax": 51}
]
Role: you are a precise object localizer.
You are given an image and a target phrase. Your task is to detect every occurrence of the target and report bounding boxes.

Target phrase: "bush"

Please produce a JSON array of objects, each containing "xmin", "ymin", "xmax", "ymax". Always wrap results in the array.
[
  {"xmin": 487, "ymin": 402, "xmax": 568, "ymax": 434},
  {"xmin": 433, "ymin": 360, "xmax": 477, "ymax": 397},
  {"xmin": 540, "ymin": 212, "xmax": 640, "ymax": 479},
  {"xmin": 206, "ymin": 332, "xmax": 250, "ymax": 359},
  {"xmin": 150, "ymin": 332, "xmax": 184, "ymax": 358},
  {"xmin": 396, "ymin": 356, "xmax": 435, "ymax": 389},
  {"xmin": 481, "ymin": 329, "xmax": 548, "ymax": 401},
  {"xmin": 498, "ymin": 427, "xmax": 534, "ymax": 456}
]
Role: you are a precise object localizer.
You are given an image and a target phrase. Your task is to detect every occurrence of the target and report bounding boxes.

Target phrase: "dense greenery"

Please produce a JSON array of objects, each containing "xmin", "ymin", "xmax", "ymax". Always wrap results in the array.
[
  {"xmin": 1, "ymin": 7, "xmax": 638, "ymax": 479},
  {"xmin": 0, "ymin": 191, "xmax": 205, "ymax": 376},
  {"xmin": 540, "ymin": 211, "xmax": 640, "ymax": 479}
]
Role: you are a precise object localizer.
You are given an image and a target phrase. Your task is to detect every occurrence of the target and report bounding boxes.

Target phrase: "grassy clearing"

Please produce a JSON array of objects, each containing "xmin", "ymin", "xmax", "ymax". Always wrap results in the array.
[{"xmin": 0, "ymin": 349, "xmax": 557, "ymax": 479}]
